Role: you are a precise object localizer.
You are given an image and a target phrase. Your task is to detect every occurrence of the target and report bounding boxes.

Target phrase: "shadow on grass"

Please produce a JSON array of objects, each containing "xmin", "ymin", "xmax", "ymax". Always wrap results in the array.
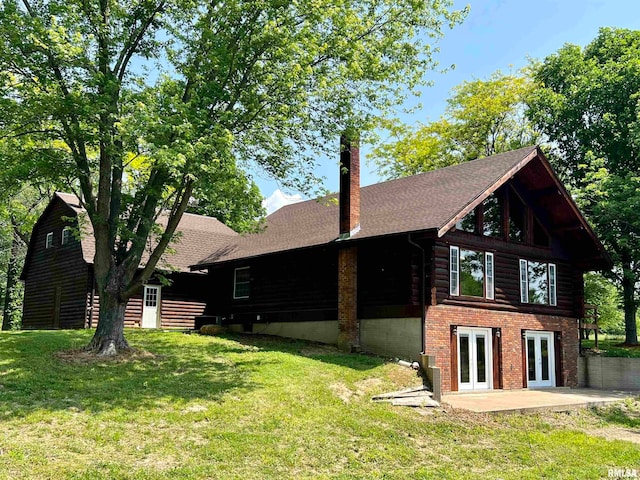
[
  {"xmin": 0, "ymin": 329, "xmax": 265, "ymax": 419},
  {"xmin": 221, "ymin": 332, "xmax": 386, "ymax": 371}
]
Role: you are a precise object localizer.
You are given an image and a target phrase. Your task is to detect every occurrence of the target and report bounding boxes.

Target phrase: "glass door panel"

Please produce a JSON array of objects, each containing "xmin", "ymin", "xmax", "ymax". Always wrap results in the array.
[
  {"xmin": 525, "ymin": 332, "xmax": 555, "ymax": 388},
  {"xmin": 457, "ymin": 328, "xmax": 492, "ymax": 390}
]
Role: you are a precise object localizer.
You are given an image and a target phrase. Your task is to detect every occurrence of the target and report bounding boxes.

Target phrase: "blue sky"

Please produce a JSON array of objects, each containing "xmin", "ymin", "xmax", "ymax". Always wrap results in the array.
[{"xmin": 253, "ymin": 0, "xmax": 640, "ymax": 201}]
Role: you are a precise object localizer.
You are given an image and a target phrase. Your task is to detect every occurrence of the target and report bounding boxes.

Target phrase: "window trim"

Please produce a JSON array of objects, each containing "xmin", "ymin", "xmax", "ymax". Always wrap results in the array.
[
  {"xmin": 485, "ymin": 252, "xmax": 494, "ymax": 300},
  {"xmin": 233, "ymin": 266, "xmax": 250, "ymax": 300},
  {"xmin": 450, "ymin": 245, "xmax": 494, "ymax": 300},
  {"xmin": 45, "ymin": 232, "xmax": 54, "ymax": 249},
  {"xmin": 449, "ymin": 246, "xmax": 459, "ymax": 296},
  {"xmin": 62, "ymin": 227, "xmax": 71, "ymax": 245},
  {"xmin": 519, "ymin": 259, "xmax": 557, "ymax": 306}
]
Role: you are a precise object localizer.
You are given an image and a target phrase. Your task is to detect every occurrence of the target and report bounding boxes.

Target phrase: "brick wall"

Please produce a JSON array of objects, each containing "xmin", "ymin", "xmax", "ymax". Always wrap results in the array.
[
  {"xmin": 425, "ymin": 304, "xmax": 579, "ymax": 392},
  {"xmin": 338, "ymin": 245, "xmax": 358, "ymax": 350}
]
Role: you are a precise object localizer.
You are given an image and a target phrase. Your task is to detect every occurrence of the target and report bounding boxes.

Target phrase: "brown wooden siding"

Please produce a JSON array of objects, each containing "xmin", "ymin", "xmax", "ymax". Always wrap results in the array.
[
  {"xmin": 205, "ymin": 235, "xmax": 434, "ymax": 324},
  {"xmin": 206, "ymin": 246, "xmax": 339, "ymax": 323},
  {"xmin": 22, "ymin": 199, "xmax": 90, "ymax": 329},
  {"xmin": 86, "ymin": 272, "xmax": 207, "ymax": 329},
  {"xmin": 434, "ymin": 231, "xmax": 584, "ymax": 318}
]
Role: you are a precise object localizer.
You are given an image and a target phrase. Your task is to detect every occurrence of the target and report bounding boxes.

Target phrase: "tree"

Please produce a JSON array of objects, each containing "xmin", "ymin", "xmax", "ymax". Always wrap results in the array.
[
  {"xmin": 371, "ymin": 70, "xmax": 540, "ymax": 178},
  {"xmin": 528, "ymin": 27, "xmax": 640, "ymax": 345},
  {"xmin": 584, "ymin": 272, "xmax": 624, "ymax": 335},
  {"xmin": 0, "ymin": 0, "xmax": 466, "ymax": 354}
]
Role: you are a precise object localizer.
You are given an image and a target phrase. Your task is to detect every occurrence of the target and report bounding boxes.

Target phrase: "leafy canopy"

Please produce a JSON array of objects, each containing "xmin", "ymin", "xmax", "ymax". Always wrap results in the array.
[
  {"xmin": 0, "ymin": 0, "xmax": 467, "ymax": 297},
  {"xmin": 371, "ymin": 69, "xmax": 539, "ymax": 178},
  {"xmin": 528, "ymin": 27, "xmax": 640, "ymax": 343}
]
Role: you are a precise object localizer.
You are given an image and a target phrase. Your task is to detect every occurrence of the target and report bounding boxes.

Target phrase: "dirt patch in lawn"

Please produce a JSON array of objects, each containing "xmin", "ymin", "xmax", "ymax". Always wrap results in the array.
[{"xmin": 54, "ymin": 348, "xmax": 161, "ymax": 365}]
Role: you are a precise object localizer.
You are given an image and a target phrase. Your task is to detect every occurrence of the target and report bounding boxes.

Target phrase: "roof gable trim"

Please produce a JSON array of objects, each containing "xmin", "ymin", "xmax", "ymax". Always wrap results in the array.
[{"xmin": 437, "ymin": 147, "xmax": 540, "ymax": 238}]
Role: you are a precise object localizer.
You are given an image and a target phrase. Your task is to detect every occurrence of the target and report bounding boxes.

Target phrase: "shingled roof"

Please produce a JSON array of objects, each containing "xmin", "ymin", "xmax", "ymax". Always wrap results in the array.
[
  {"xmin": 195, "ymin": 146, "xmax": 551, "ymax": 267},
  {"xmin": 54, "ymin": 193, "xmax": 238, "ymax": 273}
]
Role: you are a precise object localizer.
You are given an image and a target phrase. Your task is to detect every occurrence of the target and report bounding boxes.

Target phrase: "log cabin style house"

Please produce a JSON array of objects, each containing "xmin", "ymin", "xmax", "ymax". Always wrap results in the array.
[
  {"xmin": 192, "ymin": 144, "xmax": 611, "ymax": 394},
  {"xmin": 20, "ymin": 192, "xmax": 237, "ymax": 330}
]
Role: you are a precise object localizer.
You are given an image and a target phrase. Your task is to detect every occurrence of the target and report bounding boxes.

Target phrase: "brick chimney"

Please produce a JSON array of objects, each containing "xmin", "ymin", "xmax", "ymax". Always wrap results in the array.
[
  {"xmin": 339, "ymin": 134, "xmax": 360, "ymax": 238},
  {"xmin": 337, "ymin": 133, "xmax": 360, "ymax": 352}
]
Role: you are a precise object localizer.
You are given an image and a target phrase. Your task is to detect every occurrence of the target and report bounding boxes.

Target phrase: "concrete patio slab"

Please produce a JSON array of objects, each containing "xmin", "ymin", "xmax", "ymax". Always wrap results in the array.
[{"xmin": 442, "ymin": 388, "xmax": 637, "ymax": 413}]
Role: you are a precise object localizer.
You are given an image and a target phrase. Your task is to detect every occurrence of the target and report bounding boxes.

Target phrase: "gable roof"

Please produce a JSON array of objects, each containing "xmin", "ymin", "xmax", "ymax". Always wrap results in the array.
[
  {"xmin": 32, "ymin": 193, "xmax": 238, "ymax": 274},
  {"xmin": 195, "ymin": 146, "xmax": 610, "ymax": 270}
]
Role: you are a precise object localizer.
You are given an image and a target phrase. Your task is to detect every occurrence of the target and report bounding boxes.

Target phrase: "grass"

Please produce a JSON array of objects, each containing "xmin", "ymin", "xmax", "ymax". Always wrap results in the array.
[
  {"xmin": 582, "ymin": 335, "xmax": 640, "ymax": 357},
  {"xmin": 0, "ymin": 330, "xmax": 639, "ymax": 479}
]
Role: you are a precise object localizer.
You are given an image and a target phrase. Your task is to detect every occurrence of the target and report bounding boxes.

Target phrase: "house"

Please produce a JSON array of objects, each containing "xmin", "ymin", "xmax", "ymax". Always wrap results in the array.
[
  {"xmin": 192, "ymin": 142, "xmax": 611, "ymax": 393},
  {"xmin": 20, "ymin": 192, "xmax": 237, "ymax": 330}
]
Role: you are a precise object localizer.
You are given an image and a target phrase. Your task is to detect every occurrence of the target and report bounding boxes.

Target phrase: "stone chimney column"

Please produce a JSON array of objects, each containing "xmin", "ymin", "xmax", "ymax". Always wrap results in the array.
[{"xmin": 337, "ymin": 134, "xmax": 360, "ymax": 352}]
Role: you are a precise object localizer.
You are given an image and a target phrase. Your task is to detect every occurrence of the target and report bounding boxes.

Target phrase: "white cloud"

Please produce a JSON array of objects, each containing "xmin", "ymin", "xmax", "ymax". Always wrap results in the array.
[{"xmin": 262, "ymin": 189, "xmax": 303, "ymax": 215}]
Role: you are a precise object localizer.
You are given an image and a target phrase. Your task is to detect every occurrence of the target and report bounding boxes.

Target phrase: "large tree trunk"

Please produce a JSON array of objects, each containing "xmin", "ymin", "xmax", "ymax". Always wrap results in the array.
[
  {"xmin": 621, "ymin": 255, "xmax": 638, "ymax": 345},
  {"xmin": 2, "ymin": 228, "xmax": 23, "ymax": 331},
  {"xmin": 85, "ymin": 284, "xmax": 131, "ymax": 355}
]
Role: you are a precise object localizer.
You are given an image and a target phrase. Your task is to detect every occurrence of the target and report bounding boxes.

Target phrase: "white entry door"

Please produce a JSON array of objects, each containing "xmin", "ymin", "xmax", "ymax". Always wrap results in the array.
[
  {"xmin": 525, "ymin": 331, "xmax": 555, "ymax": 388},
  {"xmin": 142, "ymin": 285, "xmax": 161, "ymax": 328},
  {"xmin": 458, "ymin": 327, "xmax": 493, "ymax": 390}
]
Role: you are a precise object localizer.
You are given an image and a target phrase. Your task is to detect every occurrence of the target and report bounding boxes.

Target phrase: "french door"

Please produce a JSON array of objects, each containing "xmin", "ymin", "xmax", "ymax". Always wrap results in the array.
[
  {"xmin": 458, "ymin": 327, "xmax": 493, "ymax": 390},
  {"xmin": 525, "ymin": 331, "xmax": 555, "ymax": 388}
]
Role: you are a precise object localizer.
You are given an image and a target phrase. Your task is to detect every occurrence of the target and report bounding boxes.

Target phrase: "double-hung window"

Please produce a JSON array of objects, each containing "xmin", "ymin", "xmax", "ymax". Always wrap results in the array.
[
  {"xmin": 450, "ymin": 246, "xmax": 494, "ymax": 300},
  {"xmin": 62, "ymin": 228, "xmax": 72, "ymax": 245},
  {"xmin": 233, "ymin": 267, "xmax": 250, "ymax": 299},
  {"xmin": 45, "ymin": 232, "xmax": 54, "ymax": 249},
  {"xmin": 519, "ymin": 259, "xmax": 557, "ymax": 306}
]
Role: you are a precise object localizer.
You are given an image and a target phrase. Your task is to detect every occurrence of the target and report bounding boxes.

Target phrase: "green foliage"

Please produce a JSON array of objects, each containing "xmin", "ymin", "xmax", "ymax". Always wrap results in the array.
[
  {"xmin": 1, "ymin": 329, "xmax": 639, "ymax": 478},
  {"xmin": 0, "ymin": 0, "xmax": 468, "ymax": 345},
  {"xmin": 528, "ymin": 27, "xmax": 640, "ymax": 343},
  {"xmin": 585, "ymin": 273, "xmax": 624, "ymax": 334},
  {"xmin": 372, "ymin": 69, "xmax": 540, "ymax": 178}
]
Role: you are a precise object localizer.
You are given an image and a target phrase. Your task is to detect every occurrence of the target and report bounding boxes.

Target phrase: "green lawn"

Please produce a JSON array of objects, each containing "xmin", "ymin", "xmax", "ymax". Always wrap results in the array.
[
  {"xmin": 1, "ymin": 330, "xmax": 639, "ymax": 479},
  {"xmin": 582, "ymin": 335, "xmax": 640, "ymax": 357}
]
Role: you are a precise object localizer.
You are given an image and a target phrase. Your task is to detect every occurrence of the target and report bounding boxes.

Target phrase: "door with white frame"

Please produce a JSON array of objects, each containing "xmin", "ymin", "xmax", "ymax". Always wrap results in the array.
[
  {"xmin": 142, "ymin": 285, "xmax": 161, "ymax": 328},
  {"xmin": 525, "ymin": 331, "xmax": 555, "ymax": 388},
  {"xmin": 457, "ymin": 327, "xmax": 493, "ymax": 390}
]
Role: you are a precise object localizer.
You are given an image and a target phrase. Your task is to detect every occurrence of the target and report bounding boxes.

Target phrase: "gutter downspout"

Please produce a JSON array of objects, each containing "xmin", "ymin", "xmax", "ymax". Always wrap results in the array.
[{"xmin": 407, "ymin": 234, "xmax": 425, "ymax": 355}]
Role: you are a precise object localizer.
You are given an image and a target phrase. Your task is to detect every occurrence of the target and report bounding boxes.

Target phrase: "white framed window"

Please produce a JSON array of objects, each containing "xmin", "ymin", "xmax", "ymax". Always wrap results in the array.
[
  {"xmin": 449, "ymin": 246, "xmax": 459, "ymax": 296},
  {"xmin": 62, "ymin": 228, "xmax": 72, "ymax": 245},
  {"xmin": 450, "ymin": 246, "xmax": 494, "ymax": 300},
  {"xmin": 548, "ymin": 263, "xmax": 557, "ymax": 306},
  {"xmin": 233, "ymin": 267, "xmax": 250, "ymax": 299},
  {"xmin": 519, "ymin": 259, "xmax": 529, "ymax": 303},
  {"xmin": 45, "ymin": 232, "xmax": 54, "ymax": 249},
  {"xmin": 519, "ymin": 259, "xmax": 557, "ymax": 306},
  {"xmin": 485, "ymin": 252, "xmax": 494, "ymax": 300}
]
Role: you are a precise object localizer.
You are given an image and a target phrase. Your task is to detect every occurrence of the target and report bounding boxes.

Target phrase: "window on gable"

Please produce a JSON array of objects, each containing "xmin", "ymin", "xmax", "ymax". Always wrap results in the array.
[
  {"xmin": 62, "ymin": 228, "xmax": 72, "ymax": 245},
  {"xmin": 455, "ymin": 209, "xmax": 477, "ymax": 233},
  {"xmin": 509, "ymin": 190, "xmax": 526, "ymax": 243},
  {"xmin": 46, "ymin": 232, "xmax": 54, "ymax": 249},
  {"xmin": 482, "ymin": 193, "xmax": 502, "ymax": 238},
  {"xmin": 533, "ymin": 218, "xmax": 549, "ymax": 247},
  {"xmin": 519, "ymin": 259, "xmax": 557, "ymax": 306},
  {"xmin": 233, "ymin": 267, "xmax": 250, "ymax": 299},
  {"xmin": 450, "ymin": 246, "xmax": 495, "ymax": 299}
]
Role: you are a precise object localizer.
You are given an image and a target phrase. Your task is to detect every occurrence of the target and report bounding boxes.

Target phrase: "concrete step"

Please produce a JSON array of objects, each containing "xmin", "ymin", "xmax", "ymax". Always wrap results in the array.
[
  {"xmin": 372, "ymin": 386, "xmax": 433, "ymax": 401},
  {"xmin": 391, "ymin": 397, "xmax": 440, "ymax": 408}
]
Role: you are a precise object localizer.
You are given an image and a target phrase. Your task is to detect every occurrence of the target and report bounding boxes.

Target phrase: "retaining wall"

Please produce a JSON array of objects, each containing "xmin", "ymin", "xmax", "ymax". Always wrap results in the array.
[{"xmin": 578, "ymin": 356, "xmax": 640, "ymax": 390}]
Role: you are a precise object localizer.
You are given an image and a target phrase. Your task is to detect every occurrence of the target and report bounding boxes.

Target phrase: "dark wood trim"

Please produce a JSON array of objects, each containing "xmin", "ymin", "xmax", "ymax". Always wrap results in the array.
[
  {"xmin": 554, "ymin": 331, "xmax": 563, "ymax": 387},
  {"xmin": 492, "ymin": 328, "xmax": 502, "ymax": 389},
  {"xmin": 450, "ymin": 326, "xmax": 458, "ymax": 392},
  {"xmin": 521, "ymin": 332, "xmax": 528, "ymax": 388}
]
